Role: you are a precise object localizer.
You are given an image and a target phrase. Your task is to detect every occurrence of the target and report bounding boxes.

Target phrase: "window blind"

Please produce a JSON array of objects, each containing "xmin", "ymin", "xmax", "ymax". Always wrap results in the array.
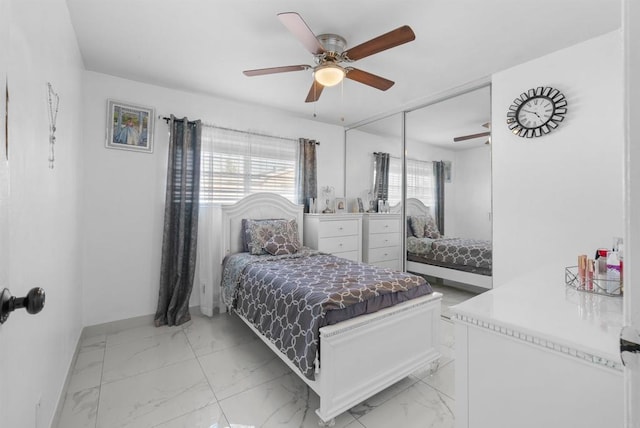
[
  {"xmin": 387, "ymin": 156, "xmax": 435, "ymax": 207},
  {"xmin": 200, "ymin": 126, "xmax": 298, "ymax": 204}
]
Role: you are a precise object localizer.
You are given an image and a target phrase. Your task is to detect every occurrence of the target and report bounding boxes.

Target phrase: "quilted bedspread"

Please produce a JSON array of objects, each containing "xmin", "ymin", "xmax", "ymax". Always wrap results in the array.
[
  {"xmin": 407, "ymin": 236, "xmax": 492, "ymax": 270},
  {"xmin": 221, "ymin": 249, "xmax": 431, "ymax": 380}
]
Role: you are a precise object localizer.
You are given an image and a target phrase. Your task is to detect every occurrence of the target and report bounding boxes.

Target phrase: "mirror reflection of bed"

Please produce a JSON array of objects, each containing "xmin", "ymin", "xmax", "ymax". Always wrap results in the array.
[
  {"xmin": 405, "ymin": 85, "xmax": 492, "ymax": 292},
  {"xmin": 405, "ymin": 198, "xmax": 492, "ymax": 290}
]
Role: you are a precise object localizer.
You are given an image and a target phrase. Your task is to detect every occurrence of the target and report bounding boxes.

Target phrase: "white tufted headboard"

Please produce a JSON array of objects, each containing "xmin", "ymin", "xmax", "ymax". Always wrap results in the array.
[{"xmin": 220, "ymin": 193, "xmax": 304, "ymax": 262}]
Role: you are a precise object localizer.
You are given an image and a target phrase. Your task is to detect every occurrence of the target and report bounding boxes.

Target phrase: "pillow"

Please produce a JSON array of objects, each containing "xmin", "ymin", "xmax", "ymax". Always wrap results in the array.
[
  {"xmin": 406, "ymin": 216, "xmax": 415, "ymax": 237},
  {"xmin": 245, "ymin": 219, "xmax": 300, "ymax": 255},
  {"xmin": 263, "ymin": 233, "xmax": 300, "ymax": 255},
  {"xmin": 241, "ymin": 218, "xmax": 283, "ymax": 252},
  {"xmin": 410, "ymin": 214, "xmax": 441, "ymax": 239}
]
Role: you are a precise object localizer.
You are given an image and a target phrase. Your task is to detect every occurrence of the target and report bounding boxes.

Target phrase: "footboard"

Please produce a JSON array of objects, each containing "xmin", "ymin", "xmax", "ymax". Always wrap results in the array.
[{"xmin": 314, "ymin": 291, "xmax": 442, "ymax": 422}]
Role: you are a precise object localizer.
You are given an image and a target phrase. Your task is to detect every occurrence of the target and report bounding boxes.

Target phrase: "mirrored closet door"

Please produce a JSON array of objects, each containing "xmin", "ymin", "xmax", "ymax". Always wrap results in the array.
[
  {"xmin": 404, "ymin": 85, "xmax": 493, "ymax": 289},
  {"xmin": 345, "ymin": 113, "xmax": 403, "ymax": 270}
]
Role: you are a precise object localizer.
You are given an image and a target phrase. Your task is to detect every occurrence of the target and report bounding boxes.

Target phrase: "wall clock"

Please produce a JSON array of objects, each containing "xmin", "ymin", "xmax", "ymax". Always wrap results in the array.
[{"xmin": 506, "ymin": 86, "xmax": 567, "ymax": 138}]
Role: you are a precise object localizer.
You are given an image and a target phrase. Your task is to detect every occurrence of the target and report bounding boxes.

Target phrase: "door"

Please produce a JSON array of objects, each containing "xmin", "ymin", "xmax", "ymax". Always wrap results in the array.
[
  {"xmin": 0, "ymin": 0, "xmax": 10, "ymax": 422},
  {"xmin": 623, "ymin": 1, "xmax": 640, "ymax": 427}
]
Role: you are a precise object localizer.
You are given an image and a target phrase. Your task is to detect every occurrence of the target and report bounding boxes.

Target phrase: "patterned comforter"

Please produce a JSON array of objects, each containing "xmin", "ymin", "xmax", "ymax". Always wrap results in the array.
[
  {"xmin": 221, "ymin": 249, "xmax": 432, "ymax": 380},
  {"xmin": 407, "ymin": 236, "xmax": 492, "ymax": 272}
]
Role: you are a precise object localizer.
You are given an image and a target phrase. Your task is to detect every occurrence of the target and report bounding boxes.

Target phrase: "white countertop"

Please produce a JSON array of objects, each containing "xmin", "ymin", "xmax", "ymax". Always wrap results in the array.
[{"xmin": 451, "ymin": 264, "xmax": 623, "ymax": 364}]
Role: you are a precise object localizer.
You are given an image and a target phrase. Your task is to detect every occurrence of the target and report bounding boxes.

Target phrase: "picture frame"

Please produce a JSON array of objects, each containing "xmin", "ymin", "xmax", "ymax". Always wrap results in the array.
[
  {"xmin": 335, "ymin": 197, "xmax": 346, "ymax": 214},
  {"xmin": 356, "ymin": 197, "xmax": 364, "ymax": 213},
  {"xmin": 106, "ymin": 99, "xmax": 154, "ymax": 153}
]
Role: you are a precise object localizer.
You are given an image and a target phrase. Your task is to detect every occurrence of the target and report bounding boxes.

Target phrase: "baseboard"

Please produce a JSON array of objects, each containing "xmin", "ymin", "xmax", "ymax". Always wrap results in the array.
[
  {"xmin": 81, "ymin": 312, "xmax": 156, "ymax": 339},
  {"xmin": 50, "ymin": 330, "xmax": 82, "ymax": 428}
]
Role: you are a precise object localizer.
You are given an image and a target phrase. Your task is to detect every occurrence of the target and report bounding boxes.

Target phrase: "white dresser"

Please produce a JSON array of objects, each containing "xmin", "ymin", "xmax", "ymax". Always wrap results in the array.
[
  {"xmin": 362, "ymin": 213, "xmax": 402, "ymax": 270},
  {"xmin": 452, "ymin": 265, "xmax": 623, "ymax": 428},
  {"xmin": 303, "ymin": 214, "xmax": 362, "ymax": 262}
]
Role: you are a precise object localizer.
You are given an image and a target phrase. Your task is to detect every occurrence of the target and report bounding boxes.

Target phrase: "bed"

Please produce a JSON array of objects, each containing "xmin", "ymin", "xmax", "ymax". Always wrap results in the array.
[
  {"xmin": 405, "ymin": 198, "xmax": 493, "ymax": 289},
  {"xmin": 220, "ymin": 193, "xmax": 442, "ymax": 424}
]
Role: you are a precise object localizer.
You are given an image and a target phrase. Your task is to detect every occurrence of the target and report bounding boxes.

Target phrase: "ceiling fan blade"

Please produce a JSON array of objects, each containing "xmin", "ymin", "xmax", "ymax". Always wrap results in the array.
[
  {"xmin": 243, "ymin": 65, "xmax": 310, "ymax": 76},
  {"xmin": 453, "ymin": 131, "xmax": 491, "ymax": 142},
  {"xmin": 344, "ymin": 25, "xmax": 415, "ymax": 61},
  {"xmin": 305, "ymin": 80, "xmax": 324, "ymax": 103},
  {"xmin": 277, "ymin": 12, "xmax": 326, "ymax": 55},
  {"xmin": 345, "ymin": 68, "xmax": 394, "ymax": 91}
]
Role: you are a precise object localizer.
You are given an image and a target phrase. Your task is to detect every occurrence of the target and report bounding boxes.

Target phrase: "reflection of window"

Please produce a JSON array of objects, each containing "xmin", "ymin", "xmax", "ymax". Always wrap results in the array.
[
  {"xmin": 387, "ymin": 157, "xmax": 402, "ymax": 206},
  {"xmin": 200, "ymin": 127, "xmax": 298, "ymax": 204},
  {"xmin": 388, "ymin": 157, "xmax": 435, "ymax": 207}
]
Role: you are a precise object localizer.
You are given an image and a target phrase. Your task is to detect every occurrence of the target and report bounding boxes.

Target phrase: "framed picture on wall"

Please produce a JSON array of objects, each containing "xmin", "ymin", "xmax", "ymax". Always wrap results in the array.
[
  {"xmin": 335, "ymin": 197, "xmax": 346, "ymax": 213},
  {"xmin": 105, "ymin": 99, "xmax": 155, "ymax": 153}
]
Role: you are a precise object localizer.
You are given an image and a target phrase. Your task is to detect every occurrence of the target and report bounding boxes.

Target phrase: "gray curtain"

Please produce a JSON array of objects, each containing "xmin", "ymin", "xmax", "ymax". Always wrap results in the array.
[
  {"xmin": 373, "ymin": 152, "xmax": 390, "ymax": 211},
  {"xmin": 155, "ymin": 115, "xmax": 202, "ymax": 327},
  {"xmin": 433, "ymin": 160, "xmax": 445, "ymax": 235},
  {"xmin": 296, "ymin": 138, "xmax": 317, "ymax": 213}
]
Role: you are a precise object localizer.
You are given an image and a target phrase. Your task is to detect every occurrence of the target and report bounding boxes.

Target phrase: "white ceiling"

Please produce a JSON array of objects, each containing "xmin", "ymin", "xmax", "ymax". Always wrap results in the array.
[{"xmin": 65, "ymin": 0, "xmax": 621, "ymax": 128}]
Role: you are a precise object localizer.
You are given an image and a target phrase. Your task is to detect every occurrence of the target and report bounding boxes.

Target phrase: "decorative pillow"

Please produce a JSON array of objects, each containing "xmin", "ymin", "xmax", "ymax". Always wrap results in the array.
[
  {"xmin": 410, "ymin": 214, "xmax": 441, "ymax": 239},
  {"xmin": 424, "ymin": 215, "xmax": 441, "ymax": 239},
  {"xmin": 263, "ymin": 233, "xmax": 300, "ymax": 256},
  {"xmin": 241, "ymin": 218, "xmax": 283, "ymax": 252},
  {"xmin": 245, "ymin": 219, "xmax": 300, "ymax": 255}
]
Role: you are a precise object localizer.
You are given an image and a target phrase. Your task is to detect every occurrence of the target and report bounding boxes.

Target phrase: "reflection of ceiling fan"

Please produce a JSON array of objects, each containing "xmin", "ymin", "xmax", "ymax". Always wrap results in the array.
[
  {"xmin": 243, "ymin": 12, "xmax": 416, "ymax": 103},
  {"xmin": 453, "ymin": 122, "xmax": 491, "ymax": 145}
]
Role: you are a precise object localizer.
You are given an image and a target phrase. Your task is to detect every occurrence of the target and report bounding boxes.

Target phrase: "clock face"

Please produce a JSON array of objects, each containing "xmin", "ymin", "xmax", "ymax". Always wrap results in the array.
[
  {"xmin": 516, "ymin": 96, "xmax": 554, "ymax": 129},
  {"xmin": 506, "ymin": 87, "xmax": 567, "ymax": 138}
]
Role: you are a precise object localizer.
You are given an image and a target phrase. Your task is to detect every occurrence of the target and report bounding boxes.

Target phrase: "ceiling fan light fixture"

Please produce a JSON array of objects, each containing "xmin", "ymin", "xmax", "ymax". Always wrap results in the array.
[{"xmin": 314, "ymin": 64, "xmax": 345, "ymax": 87}]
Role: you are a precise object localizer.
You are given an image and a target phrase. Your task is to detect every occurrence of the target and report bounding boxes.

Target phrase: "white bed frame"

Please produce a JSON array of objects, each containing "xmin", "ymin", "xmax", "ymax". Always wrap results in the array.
[
  {"xmin": 221, "ymin": 193, "xmax": 442, "ymax": 424},
  {"xmin": 405, "ymin": 198, "xmax": 493, "ymax": 290}
]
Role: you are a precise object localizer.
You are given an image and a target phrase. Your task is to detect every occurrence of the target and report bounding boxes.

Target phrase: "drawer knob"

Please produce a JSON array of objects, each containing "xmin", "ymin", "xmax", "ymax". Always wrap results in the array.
[
  {"xmin": 384, "ymin": 224, "xmax": 389, "ymax": 228},
  {"xmin": 339, "ymin": 243, "xmax": 343, "ymax": 247},
  {"xmin": 339, "ymin": 227, "xmax": 343, "ymax": 230}
]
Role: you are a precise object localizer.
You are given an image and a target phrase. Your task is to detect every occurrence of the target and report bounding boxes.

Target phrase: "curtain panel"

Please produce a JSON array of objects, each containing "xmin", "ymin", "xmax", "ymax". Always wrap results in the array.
[
  {"xmin": 373, "ymin": 152, "xmax": 390, "ymax": 211},
  {"xmin": 432, "ymin": 160, "xmax": 445, "ymax": 235},
  {"xmin": 296, "ymin": 138, "xmax": 318, "ymax": 213},
  {"xmin": 155, "ymin": 116, "xmax": 202, "ymax": 327}
]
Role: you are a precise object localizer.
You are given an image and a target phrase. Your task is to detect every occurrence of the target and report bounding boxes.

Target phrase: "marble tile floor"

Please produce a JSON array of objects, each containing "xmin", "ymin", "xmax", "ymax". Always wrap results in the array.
[{"xmin": 57, "ymin": 285, "xmax": 475, "ymax": 428}]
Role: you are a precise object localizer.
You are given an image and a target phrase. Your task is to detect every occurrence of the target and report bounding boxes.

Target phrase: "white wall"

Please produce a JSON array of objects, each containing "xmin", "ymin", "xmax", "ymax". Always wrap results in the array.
[
  {"xmin": 81, "ymin": 72, "xmax": 344, "ymax": 326},
  {"xmin": 453, "ymin": 145, "xmax": 492, "ymax": 240},
  {"xmin": 0, "ymin": 0, "xmax": 85, "ymax": 427},
  {"xmin": 492, "ymin": 30, "xmax": 624, "ymax": 287}
]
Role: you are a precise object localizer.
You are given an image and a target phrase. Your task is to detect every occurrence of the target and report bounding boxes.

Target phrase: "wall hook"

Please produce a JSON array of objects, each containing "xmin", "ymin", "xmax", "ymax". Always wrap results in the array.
[{"xmin": 0, "ymin": 287, "xmax": 45, "ymax": 324}]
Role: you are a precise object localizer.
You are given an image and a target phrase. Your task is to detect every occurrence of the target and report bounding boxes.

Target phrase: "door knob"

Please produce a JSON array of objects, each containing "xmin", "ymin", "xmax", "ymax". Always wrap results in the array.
[{"xmin": 0, "ymin": 287, "xmax": 45, "ymax": 324}]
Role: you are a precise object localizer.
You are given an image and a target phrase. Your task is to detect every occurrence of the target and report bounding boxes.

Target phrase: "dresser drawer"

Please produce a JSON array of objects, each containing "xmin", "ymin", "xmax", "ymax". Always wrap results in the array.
[
  {"xmin": 368, "ymin": 232, "xmax": 400, "ymax": 249},
  {"xmin": 367, "ymin": 246, "xmax": 400, "ymax": 263},
  {"xmin": 318, "ymin": 219, "xmax": 360, "ymax": 238},
  {"xmin": 369, "ymin": 217, "xmax": 400, "ymax": 234},
  {"xmin": 319, "ymin": 235, "xmax": 359, "ymax": 254}
]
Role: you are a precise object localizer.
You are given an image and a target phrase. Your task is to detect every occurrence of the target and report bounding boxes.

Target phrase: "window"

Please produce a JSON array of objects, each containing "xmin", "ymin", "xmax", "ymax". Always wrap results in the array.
[
  {"xmin": 406, "ymin": 158, "xmax": 435, "ymax": 207},
  {"xmin": 200, "ymin": 127, "xmax": 298, "ymax": 204},
  {"xmin": 387, "ymin": 156, "xmax": 435, "ymax": 207}
]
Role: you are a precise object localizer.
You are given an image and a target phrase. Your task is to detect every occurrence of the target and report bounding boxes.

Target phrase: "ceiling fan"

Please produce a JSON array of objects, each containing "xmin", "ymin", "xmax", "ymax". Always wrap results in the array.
[
  {"xmin": 243, "ymin": 12, "xmax": 416, "ymax": 103},
  {"xmin": 453, "ymin": 122, "xmax": 491, "ymax": 145}
]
